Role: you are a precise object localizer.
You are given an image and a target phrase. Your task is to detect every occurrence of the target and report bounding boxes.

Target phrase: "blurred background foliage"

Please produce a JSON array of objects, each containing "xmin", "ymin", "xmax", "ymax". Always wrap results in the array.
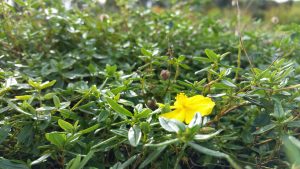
[{"xmin": 1, "ymin": 0, "xmax": 300, "ymax": 169}]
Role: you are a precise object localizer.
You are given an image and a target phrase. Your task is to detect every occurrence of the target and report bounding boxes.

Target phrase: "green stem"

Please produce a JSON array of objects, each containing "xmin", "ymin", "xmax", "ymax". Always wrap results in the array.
[
  {"xmin": 174, "ymin": 143, "xmax": 187, "ymax": 169},
  {"xmin": 235, "ymin": 42, "xmax": 242, "ymax": 81},
  {"xmin": 71, "ymin": 88, "xmax": 93, "ymax": 111}
]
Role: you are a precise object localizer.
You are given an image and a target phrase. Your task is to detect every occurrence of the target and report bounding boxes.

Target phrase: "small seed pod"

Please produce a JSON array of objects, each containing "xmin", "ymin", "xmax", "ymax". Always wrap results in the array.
[{"xmin": 160, "ymin": 69, "xmax": 170, "ymax": 80}]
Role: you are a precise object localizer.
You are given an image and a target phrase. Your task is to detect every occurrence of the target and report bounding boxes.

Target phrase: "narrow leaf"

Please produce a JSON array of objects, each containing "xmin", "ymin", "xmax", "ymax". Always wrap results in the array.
[
  {"xmin": 30, "ymin": 153, "xmax": 51, "ymax": 166},
  {"xmin": 221, "ymin": 80, "xmax": 237, "ymax": 88},
  {"xmin": 106, "ymin": 97, "xmax": 132, "ymax": 117},
  {"xmin": 58, "ymin": 119, "xmax": 73, "ymax": 132},
  {"xmin": 145, "ymin": 138, "xmax": 179, "ymax": 147},
  {"xmin": 0, "ymin": 125, "xmax": 11, "ymax": 144},
  {"xmin": 194, "ymin": 130, "xmax": 223, "ymax": 140},
  {"xmin": 188, "ymin": 142, "xmax": 228, "ymax": 158},
  {"xmin": 40, "ymin": 80, "xmax": 56, "ymax": 90},
  {"xmin": 252, "ymin": 124, "xmax": 276, "ymax": 135}
]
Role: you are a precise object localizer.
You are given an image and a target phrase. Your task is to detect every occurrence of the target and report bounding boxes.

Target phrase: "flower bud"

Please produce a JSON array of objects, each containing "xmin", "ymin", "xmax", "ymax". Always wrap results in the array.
[
  {"xmin": 99, "ymin": 14, "xmax": 109, "ymax": 22},
  {"xmin": 160, "ymin": 69, "xmax": 170, "ymax": 80},
  {"xmin": 271, "ymin": 16, "xmax": 279, "ymax": 24}
]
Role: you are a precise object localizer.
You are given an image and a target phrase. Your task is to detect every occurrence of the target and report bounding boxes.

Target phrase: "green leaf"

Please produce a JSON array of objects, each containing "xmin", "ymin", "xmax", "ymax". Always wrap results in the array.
[
  {"xmin": 0, "ymin": 125, "xmax": 11, "ymax": 144},
  {"xmin": 178, "ymin": 55, "xmax": 185, "ymax": 62},
  {"xmin": 135, "ymin": 108, "xmax": 151, "ymax": 119},
  {"xmin": 141, "ymin": 48, "xmax": 152, "ymax": 57},
  {"xmin": 58, "ymin": 119, "xmax": 74, "ymax": 132},
  {"xmin": 145, "ymin": 138, "xmax": 179, "ymax": 147},
  {"xmin": 66, "ymin": 155, "xmax": 81, "ymax": 169},
  {"xmin": 14, "ymin": 0, "xmax": 26, "ymax": 6},
  {"xmin": 0, "ymin": 87, "xmax": 11, "ymax": 96},
  {"xmin": 194, "ymin": 57, "xmax": 212, "ymax": 63},
  {"xmin": 110, "ymin": 162, "xmax": 122, "ymax": 169},
  {"xmin": 188, "ymin": 112, "xmax": 202, "ymax": 128},
  {"xmin": 205, "ymin": 49, "xmax": 219, "ymax": 62},
  {"xmin": 66, "ymin": 150, "xmax": 95, "ymax": 169},
  {"xmin": 188, "ymin": 142, "xmax": 228, "ymax": 158},
  {"xmin": 53, "ymin": 95, "xmax": 61, "ymax": 108},
  {"xmin": 221, "ymin": 80, "xmax": 237, "ymax": 88},
  {"xmin": 283, "ymin": 135, "xmax": 300, "ymax": 166},
  {"xmin": 288, "ymin": 120, "xmax": 300, "ymax": 128},
  {"xmin": 92, "ymin": 136, "xmax": 118, "ymax": 149},
  {"xmin": 273, "ymin": 99, "xmax": 285, "ymax": 119},
  {"xmin": 59, "ymin": 109, "xmax": 78, "ymax": 120},
  {"xmin": 40, "ymin": 80, "xmax": 56, "ymax": 90},
  {"xmin": 15, "ymin": 95, "xmax": 32, "ymax": 100},
  {"xmin": 97, "ymin": 111, "xmax": 109, "ymax": 122},
  {"xmin": 77, "ymin": 150, "xmax": 95, "ymax": 169},
  {"xmin": 30, "ymin": 153, "xmax": 51, "ymax": 166},
  {"xmin": 79, "ymin": 124, "xmax": 100, "ymax": 135},
  {"xmin": 28, "ymin": 80, "xmax": 39, "ymax": 89},
  {"xmin": 252, "ymin": 124, "xmax": 276, "ymax": 135},
  {"xmin": 105, "ymin": 65, "xmax": 117, "ymax": 77},
  {"xmin": 188, "ymin": 142, "xmax": 242, "ymax": 169},
  {"xmin": 138, "ymin": 146, "xmax": 167, "ymax": 169},
  {"xmin": 194, "ymin": 130, "xmax": 223, "ymax": 140},
  {"xmin": 0, "ymin": 158, "xmax": 29, "ymax": 169},
  {"xmin": 45, "ymin": 132, "xmax": 67, "ymax": 148},
  {"xmin": 106, "ymin": 97, "xmax": 132, "ymax": 117},
  {"xmin": 128, "ymin": 125, "xmax": 142, "ymax": 147},
  {"xmin": 6, "ymin": 100, "xmax": 32, "ymax": 116},
  {"xmin": 110, "ymin": 129, "xmax": 128, "ymax": 137},
  {"xmin": 120, "ymin": 154, "xmax": 138, "ymax": 168},
  {"xmin": 159, "ymin": 117, "xmax": 186, "ymax": 133},
  {"xmin": 17, "ymin": 125, "xmax": 33, "ymax": 144},
  {"xmin": 289, "ymin": 136, "xmax": 300, "ymax": 149}
]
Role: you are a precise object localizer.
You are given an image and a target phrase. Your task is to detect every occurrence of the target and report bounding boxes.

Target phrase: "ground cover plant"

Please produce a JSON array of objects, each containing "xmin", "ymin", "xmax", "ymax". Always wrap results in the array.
[{"xmin": 1, "ymin": 0, "xmax": 300, "ymax": 168}]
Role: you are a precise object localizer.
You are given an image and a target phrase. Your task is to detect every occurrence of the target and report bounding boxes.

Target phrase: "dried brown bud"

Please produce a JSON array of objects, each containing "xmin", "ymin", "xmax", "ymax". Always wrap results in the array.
[
  {"xmin": 160, "ymin": 70, "xmax": 170, "ymax": 80},
  {"xmin": 147, "ymin": 99, "xmax": 157, "ymax": 110}
]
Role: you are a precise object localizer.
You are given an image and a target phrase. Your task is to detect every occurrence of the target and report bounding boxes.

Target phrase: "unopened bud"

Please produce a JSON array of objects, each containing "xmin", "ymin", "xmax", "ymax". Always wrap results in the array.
[
  {"xmin": 147, "ymin": 99, "xmax": 157, "ymax": 110},
  {"xmin": 99, "ymin": 14, "xmax": 109, "ymax": 22},
  {"xmin": 271, "ymin": 16, "xmax": 279, "ymax": 24},
  {"xmin": 160, "ymin": 70, "xmax": 170, "ymax": 80}
]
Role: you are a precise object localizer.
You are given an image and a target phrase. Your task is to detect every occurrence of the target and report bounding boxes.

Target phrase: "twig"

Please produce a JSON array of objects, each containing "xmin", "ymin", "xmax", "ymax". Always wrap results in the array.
[
  {"xmin": 208, "ymin": 101, "xmax": 249, "ymax": 124},
  {"xmin": 235, "ymin": 0, "xmax": 255, "ymax": 74},
  {"xmin": 274, "ymin": 83, "xmax": 300, "ymax": 91}
]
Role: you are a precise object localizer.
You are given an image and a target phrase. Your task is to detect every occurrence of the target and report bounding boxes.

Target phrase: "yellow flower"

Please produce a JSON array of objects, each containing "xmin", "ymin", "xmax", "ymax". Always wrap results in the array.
[{"xmin": 160, "ymin": 93, "xmax": 215, "ymax": 124}]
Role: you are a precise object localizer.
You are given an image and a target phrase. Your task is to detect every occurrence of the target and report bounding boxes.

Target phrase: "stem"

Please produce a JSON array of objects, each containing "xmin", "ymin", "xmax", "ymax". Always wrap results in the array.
[
  {"xmin": 71, "ymin": 88, "xmax": 93, "ymax": 111},
  {"xmin": 111, "ymin": 120, "xmax": 128, "ymax": 126},
  {"xmin": 174, "ymin": 61, "xmax": 179, "ymax": 81},
  {"xmin": 208, "ymin": 101, "xmax": 249, "ymax": 124},
  {"xmin": 235, "ymin": 42, "xmax": 242, "ymax": 81},
  {"xmin": 274, "ymin": 83, "xmax": 300, "ymax": 91},
  {"xmin": 174, "ymin": 143, "xmax": 187, "ymax": 169},
  {"xmin": 235, "ymin": 0, "xmax": 255, "ymax": 74}
]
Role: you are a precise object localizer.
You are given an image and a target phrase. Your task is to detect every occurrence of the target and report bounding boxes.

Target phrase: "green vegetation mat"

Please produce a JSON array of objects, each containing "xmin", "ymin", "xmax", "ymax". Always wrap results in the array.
[{"xmin": 1, "ymin": 1, "xmax": 300, "ymax": 168}]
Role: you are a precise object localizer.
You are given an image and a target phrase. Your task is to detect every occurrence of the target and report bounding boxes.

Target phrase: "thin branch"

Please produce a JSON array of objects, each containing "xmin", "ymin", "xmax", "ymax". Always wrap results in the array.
[{"xmin": 235, "ymin": 0, "xmax": 255, "ymax": 73}]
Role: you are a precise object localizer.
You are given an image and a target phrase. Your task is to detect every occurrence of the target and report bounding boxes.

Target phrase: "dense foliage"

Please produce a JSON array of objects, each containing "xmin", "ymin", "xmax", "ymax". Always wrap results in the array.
[{"xmin": 1, "ymin": 0, "xmax": 300, "ymax": 168}]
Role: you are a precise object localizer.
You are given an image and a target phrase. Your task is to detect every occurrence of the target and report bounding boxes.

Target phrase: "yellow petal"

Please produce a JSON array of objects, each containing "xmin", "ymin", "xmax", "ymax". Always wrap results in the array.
[
  {"xmin": 173, "ymin": 93, "xmax": 188, "ymax": 108},
  {"xmin": 160, "ymin": 109, "xmax": 185, "ymax": 122},
  {"xmin": 184, "ymin": 95, "xmax": 215, "ymax": 123}
]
